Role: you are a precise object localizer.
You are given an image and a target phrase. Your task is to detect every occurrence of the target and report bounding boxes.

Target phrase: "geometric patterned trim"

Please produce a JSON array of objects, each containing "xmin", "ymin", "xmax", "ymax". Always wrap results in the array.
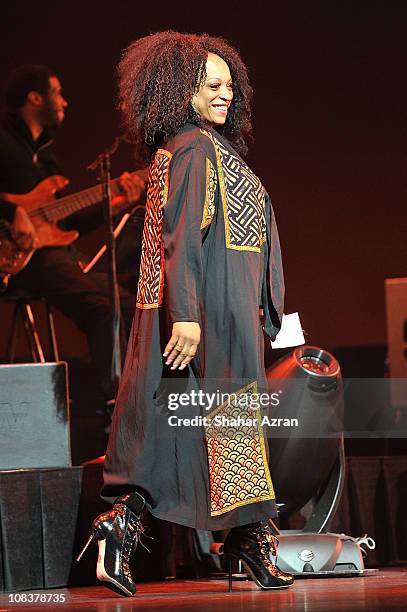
[
  {"xmin": 200, "ymin": 129, "xmax": 266, "ymax": 252},
  {"xmin": 204, "ymin": 381, "xmax": 275, "ymax": 517},
  {"xmin": 136, "ymin": 149, "xmax": 172, "ymax": 309},
  {"xmin": 200, "ymin": 157, "xmax": 217, "ymax": 230}
]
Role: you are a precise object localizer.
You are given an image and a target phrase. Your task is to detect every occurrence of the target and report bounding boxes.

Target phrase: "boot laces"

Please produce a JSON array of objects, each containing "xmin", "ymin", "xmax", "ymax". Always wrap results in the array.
[
  {"xmin": 256, "ymin": 522, "xmax": 279, "ymax": 559},
  {"xmin": 121, "ymin": 515, "xmax": 154, "ymax": 581},
  {"xmin": 256, "ymin": 522, "xmax": 291, "ymax": 579},
  {"xmin": 137, "ymin": 522, "xmax": 154, "ymax": 553}
]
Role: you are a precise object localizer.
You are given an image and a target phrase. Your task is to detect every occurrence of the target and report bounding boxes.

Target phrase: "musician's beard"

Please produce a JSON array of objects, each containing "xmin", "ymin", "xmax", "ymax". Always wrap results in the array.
[{"xmin": 39, "ymin": 99, "xmax": 65, "ymax": 131}]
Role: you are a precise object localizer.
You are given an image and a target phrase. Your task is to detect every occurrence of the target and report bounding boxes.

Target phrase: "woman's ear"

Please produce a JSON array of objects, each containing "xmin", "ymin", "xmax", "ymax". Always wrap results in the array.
[{"xmin": 191, "ymin": 95, "xmax": 198, "ymax": 113}]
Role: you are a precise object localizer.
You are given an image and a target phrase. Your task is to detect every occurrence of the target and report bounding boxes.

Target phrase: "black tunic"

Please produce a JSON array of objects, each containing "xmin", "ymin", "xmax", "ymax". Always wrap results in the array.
[{"xmin": 102, "ymin": 124, "xmax": 285, "ymax": 529}]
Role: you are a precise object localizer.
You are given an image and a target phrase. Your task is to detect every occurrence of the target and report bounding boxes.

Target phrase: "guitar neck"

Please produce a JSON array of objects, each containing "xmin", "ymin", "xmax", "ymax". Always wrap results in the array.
[{"xmin": 35, "ymin": 176, "xmax": 127, "ymax": 222}]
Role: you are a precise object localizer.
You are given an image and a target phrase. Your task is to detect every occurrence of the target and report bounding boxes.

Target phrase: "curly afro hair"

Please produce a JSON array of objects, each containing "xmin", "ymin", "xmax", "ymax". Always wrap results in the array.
[{"xmin": 118, "ymin": 31, "xmax": 253, "ymax": 163}]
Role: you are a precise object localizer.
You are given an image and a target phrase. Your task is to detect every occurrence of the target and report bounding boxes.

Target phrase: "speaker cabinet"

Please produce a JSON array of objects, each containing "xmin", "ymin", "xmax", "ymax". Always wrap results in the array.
[
  {"xmin": 0, "ymin": 467, "xmax": 82, "ymax": 591},
  {"xmin": 0, "ymin": 363, "xmax": 71, "ymax": 469}
]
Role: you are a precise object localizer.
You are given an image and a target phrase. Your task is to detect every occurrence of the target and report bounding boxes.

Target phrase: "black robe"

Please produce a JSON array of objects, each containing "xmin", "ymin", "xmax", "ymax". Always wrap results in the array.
[{"xmin": 102, "ymin": 124, "xmax": 285, "ymax": 530}]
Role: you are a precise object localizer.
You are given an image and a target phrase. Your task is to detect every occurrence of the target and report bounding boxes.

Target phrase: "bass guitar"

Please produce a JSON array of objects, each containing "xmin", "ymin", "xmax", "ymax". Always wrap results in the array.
[{"xmin": 0, "ymin": 169, "xmax": 147, "ymax": 282}]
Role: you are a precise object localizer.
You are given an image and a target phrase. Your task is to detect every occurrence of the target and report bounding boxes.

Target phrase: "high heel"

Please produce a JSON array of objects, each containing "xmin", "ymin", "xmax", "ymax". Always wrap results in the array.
[
  {"xmin": 76, "ymin": 532, "xmax": 97, "ymax": 562},
  {"xmin": 223, "ymin": 520, "xmax": 293, "ymax": 590},
  {"xmin": 76, "ymin": 492, "xmax": 146, "ymax": 597}
]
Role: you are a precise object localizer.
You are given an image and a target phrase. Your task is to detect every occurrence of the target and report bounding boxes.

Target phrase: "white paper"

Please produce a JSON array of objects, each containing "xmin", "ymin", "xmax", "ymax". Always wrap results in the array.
[{"xmin": 270, "ymin": 312, "xmax": 305, "ymax": 349}]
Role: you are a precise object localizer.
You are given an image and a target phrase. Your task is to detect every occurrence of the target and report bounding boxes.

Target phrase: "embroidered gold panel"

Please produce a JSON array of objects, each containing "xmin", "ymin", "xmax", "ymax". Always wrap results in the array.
[
  {"xmin": 204, "ymin": 381, "xmax": 275, "ymax": 516},
  {"xmin": 200, "ymin": 158, "xmax": 217, "ymax": 230},
  {"xmin": 136, "ymin": 149, "xmax": 172, "ymax": 309},
  {"xmin": 200, "ymin": 129, "xmax": 267, "ymax": 252}
]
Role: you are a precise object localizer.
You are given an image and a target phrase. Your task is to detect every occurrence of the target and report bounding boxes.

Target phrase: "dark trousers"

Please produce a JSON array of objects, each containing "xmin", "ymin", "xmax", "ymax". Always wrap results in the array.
[{"xmin": 10, "ymin": 246, "xmax": 135, "ymax": 402}]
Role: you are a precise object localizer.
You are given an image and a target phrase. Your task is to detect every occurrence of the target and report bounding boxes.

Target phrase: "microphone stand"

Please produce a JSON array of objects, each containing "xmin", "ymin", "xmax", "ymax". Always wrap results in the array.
[{"xmin": 88, "ymin": 137, "xmax": 122, "ymax": 393}]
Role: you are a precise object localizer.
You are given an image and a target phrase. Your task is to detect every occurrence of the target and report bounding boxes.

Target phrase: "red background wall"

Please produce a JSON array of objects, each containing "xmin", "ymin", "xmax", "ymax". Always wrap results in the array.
[{"xmin": 1, "ymin": 1, "xmax": 406, "ymax": 356}]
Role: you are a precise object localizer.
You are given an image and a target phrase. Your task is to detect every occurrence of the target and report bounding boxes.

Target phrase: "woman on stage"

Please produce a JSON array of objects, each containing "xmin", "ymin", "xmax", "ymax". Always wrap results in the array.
[{"xmin": 77, "ymin": 30, "xmax": 293, "ymax": 596}]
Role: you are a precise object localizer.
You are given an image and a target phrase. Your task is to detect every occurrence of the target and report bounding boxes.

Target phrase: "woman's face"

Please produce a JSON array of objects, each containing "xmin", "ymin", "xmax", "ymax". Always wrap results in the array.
[{"xmin": 191, "ymin": 53, "xmax": 233, "ymax": 126}]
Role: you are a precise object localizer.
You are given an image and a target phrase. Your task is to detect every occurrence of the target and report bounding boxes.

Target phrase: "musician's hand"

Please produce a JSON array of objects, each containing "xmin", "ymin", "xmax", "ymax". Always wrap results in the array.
[
  {"xmin": 12, "ymin": 206, "xmax": 39, "ymax": 250},
  {"xmin": 163, "ymin": 322, "xmax": 201, "ymax": 371},
  {"xmin": 111, "ymin": 171, "xmax": 145, "ymax": 213}
]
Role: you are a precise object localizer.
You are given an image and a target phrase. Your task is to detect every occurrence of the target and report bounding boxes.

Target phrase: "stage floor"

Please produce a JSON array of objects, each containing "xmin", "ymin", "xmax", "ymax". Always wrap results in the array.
[{"xmin": 1, "ymin": 569, "xmax": 406, "ymax": 611}]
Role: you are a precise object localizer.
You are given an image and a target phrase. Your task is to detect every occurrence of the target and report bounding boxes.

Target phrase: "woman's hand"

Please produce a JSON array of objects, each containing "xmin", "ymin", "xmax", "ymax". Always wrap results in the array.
[{"xmin": 163, "ymin": 322, "xmax": 201, "ymax": 370}]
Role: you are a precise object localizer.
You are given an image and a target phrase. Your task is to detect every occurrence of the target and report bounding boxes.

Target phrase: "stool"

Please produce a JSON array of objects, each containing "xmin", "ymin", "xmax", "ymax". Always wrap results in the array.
[{"xmin": 0, "ymin": 290, "xmax": 59, "ymax": 363}]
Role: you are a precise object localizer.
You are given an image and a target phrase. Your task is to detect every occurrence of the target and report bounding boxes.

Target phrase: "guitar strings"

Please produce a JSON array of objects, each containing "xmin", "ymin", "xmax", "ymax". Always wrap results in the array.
[
  {"xmin": 27, "ymin": 175, "xmax": 122, "ymax": 222},
  {"xmin": 0, "ymin": 174, "xmax": 127, "ymax": 247}
]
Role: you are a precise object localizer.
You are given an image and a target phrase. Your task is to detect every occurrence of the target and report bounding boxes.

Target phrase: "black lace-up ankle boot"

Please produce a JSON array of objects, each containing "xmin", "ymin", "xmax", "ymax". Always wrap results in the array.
[
  {"xmin": 223, "ymin": 520, "xmax": 294, "ymax": 590},
  {"xmin": 76, "ymin": 492, "xmax": 146, "ymax": 596}
]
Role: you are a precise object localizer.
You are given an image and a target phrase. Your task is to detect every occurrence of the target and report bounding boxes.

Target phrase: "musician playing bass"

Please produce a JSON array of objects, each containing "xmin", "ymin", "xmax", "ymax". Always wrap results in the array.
[{"xmin": 0, "ymin": 64, "xmax": 145, "ymax": 411}]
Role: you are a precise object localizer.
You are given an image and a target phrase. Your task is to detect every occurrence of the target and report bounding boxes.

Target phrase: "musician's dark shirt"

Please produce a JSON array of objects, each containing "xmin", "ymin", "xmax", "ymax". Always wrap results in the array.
[{"xmin": 0, "ymin": 112, "xmax": 59, "ymax": 221}]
